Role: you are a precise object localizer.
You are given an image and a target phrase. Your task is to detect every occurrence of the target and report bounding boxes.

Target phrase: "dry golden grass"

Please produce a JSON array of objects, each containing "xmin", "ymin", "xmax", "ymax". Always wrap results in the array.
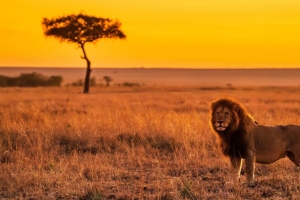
[{"xmin": 1, "ymin": 86, "xmax": 300, "ymax": 199}]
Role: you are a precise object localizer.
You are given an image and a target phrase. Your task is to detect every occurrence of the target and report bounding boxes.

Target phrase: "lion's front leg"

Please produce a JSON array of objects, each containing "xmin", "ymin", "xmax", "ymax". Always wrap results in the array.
[
  {"xmin": 245, "ymin": 150, "xmax": 256, "ymax": 187},
  {"xmin": 230, "ymin": 156, "xmax": 242, "ymax": 184}
]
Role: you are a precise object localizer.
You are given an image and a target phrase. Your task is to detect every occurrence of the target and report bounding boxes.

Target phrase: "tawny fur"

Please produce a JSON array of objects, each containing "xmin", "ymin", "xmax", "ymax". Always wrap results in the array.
[{"xmin": 210, "ymin": 98, "xmax": 300, "ymax": 186}]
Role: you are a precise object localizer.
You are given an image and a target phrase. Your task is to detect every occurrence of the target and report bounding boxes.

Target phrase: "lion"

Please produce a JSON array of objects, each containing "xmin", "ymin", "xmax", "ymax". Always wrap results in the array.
[{"xmin": 210, "ymin": 98, "xmax": 300, "ymax": 186}]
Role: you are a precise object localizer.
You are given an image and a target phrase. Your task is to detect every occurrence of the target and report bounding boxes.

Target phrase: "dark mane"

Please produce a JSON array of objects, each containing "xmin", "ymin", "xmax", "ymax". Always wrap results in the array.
[{"xmin": 210, "ymin": 98, "xmax": 256, "ymax": 157}]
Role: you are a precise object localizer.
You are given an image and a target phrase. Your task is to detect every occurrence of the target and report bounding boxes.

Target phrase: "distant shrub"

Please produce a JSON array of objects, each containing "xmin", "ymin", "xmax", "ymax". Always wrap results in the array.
[
  {"xmin": 71, "ymin": 77, "xmax": 96, "ymax": 87},
  {"xmin": 71, "ymin": 79, "xmax": 84, "ymax": 86},
  {"xmin": 0, "ymin": 75, "xmax": 17, "ymax": 86},
  {"xmin": 90, "ymin": 77, "xmax": 97, "ymax": 86},
  {"xmin": 122, "ymin": 82, "xmax": 140, "ymax": 87},
  {"xmin": 103, "ymin": 76, "xmax": 113, "ymax": 87},
  {"xmin": 17, "ymin": 73, "xmax": 47, "ymax": 87},
  {"xmin": 46, "ymin": 75, "xmax": 63, "ymax": 86},
  {"xmin": 0, "ymin": 72, "xmax": 63, "ymax": 87},
  {"xmin": 0, "ymin": 75, "xmax": 8, "ymax": 86}
]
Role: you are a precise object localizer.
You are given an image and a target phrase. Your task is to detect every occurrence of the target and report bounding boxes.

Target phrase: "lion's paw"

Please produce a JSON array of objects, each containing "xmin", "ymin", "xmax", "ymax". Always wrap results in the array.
[
  {"xmin": 224, "ymin": 182, "xmax": 238, "ymax": 191},
  {"xmin": 240, "ymin": 181, "xmax": 256, "ymax": 188}
]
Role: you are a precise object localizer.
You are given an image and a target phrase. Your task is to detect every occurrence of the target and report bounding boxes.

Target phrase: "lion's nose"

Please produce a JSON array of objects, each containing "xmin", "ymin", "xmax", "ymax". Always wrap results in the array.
[{"xmin": 217, "ymin": 120, "xmax": 224, "ymax": 124}]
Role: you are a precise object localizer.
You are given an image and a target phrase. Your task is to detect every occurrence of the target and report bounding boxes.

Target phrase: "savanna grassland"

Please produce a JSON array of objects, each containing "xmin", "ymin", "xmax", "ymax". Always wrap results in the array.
[{"xmin": 1, "ymin": 86, "xmax": 300, "ymax": 199}]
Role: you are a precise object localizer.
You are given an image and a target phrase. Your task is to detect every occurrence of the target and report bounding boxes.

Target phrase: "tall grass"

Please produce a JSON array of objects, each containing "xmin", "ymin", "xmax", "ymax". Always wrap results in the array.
[{"xmin": 1, "ymin": 86, "xmax": 300, "ymax": 199}]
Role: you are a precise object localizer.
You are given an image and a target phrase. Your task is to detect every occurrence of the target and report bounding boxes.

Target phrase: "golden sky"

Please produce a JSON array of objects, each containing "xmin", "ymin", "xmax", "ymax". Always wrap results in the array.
[{"xmin": 1, "ymin": 0, "xmax": 300, "ymax": 68}]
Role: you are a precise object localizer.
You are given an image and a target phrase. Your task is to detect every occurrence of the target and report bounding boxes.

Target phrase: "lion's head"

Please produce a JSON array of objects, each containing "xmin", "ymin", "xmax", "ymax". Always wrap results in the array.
[
  {"xmin": 210, "ymin": 99, "xmax": 241, "ymax": 134},
  {"xmin": 210, "ymin": 98, "xmax": 255, "ymax": 156}
]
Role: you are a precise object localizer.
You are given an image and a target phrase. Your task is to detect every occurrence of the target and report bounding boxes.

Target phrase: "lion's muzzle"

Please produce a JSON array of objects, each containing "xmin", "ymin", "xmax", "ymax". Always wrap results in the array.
[{"xmin": 215, "ymin": 120, "xmax": 227, "ymax": 131}]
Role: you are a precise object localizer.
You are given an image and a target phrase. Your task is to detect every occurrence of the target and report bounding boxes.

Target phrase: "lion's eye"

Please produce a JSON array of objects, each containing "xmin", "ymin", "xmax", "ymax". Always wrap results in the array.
[
  {"xmin": 215, "ymin": 112, "xmax": 219, "ymax": 116},
  {"xmin": 225, "ymin": 112, "xmax": 229, "ymax": 116}
]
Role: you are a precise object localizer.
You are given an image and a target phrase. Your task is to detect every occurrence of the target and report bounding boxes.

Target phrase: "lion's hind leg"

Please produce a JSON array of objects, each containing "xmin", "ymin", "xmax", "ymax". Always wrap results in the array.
[{"xmin": 287, "ymin": 151, "xmax": 300, "ymax": 167}]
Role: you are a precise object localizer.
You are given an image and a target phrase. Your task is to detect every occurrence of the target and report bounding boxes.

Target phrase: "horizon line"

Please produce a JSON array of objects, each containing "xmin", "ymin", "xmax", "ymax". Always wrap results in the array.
[{"xmin": 1, "ymin": 66, "xmax": 300, "ymax": 70}]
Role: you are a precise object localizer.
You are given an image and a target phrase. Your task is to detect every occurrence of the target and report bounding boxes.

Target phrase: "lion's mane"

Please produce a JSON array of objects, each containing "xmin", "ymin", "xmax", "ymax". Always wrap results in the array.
[{"xmin": 210, "ymin": 99, "xmax": 256, "ymax": 157}]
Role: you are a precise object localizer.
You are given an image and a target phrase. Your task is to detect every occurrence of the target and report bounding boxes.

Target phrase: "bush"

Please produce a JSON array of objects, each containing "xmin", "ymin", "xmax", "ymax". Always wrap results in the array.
[
  {"xmin": 0, "ymin": 72, "xmax": 63, "ymax": 87},
  {"xmin": 18, "ymin": 73, "xmax": 47, "ymax": 87},
  {"xmin": 0, "ymin": 75, "xmax": 17, "ymax": 86},
  {"xmin": 122, "ymin": 82, "xmax": 140, "ymax": 87},
  {"xmin": 71, "ymin": 79, "xmax": 84, "ymax": 86},
  {"xmin": 46, "ymin": 76, "xmax": 63, "ymax": 86},
  {"xmin": 71, "ymin": 77, "xmax": 96, "ymax": 87},
  {"xmin": 90, "ymin": 77, "xmax": 97, "ymax": 86},
  {"xmin": 0, "ymin": 75, "xmax": 8, "ymax": 86}
]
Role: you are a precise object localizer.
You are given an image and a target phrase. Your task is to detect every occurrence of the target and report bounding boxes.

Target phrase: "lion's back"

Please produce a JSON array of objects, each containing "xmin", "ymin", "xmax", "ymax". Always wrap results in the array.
[{"xmin": 254, "ymin": 124, "xmax": 300, "ymax": 163}]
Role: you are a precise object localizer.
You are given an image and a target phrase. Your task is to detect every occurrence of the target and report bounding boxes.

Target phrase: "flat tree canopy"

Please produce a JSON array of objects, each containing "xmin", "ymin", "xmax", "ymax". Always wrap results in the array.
[{"xmin": 42, "ymin": 13, "xmax": 126, "ymax": 93}]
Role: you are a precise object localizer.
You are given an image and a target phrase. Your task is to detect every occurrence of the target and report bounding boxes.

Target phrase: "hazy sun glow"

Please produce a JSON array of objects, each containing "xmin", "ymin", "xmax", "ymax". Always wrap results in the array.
[{"xmin": 1, "ymin": 0, "xmax": 300, "ymax": 68}]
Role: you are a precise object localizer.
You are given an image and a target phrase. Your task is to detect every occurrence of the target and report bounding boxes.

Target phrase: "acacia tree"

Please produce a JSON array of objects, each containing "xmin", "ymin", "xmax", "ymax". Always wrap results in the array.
[
  {"xmin": 103, "ymin": 76, "xmax": 113, "ymax": 86},
  {"xmin": 42, "ymin": 13, "xmax": 126, "ymax": 93}
]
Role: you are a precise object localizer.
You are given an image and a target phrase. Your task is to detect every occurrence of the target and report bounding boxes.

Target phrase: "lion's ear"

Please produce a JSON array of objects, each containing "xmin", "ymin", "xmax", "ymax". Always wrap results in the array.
[{"xmin": 233, "ymin": 105, "xmax": 239, "ymax": 112}]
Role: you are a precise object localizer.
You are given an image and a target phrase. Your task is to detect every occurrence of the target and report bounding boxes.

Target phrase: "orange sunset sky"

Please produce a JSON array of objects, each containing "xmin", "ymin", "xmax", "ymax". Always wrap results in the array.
[{"xmin": 1, "ymin": 0, "xmax": 300, "ymax": 69}]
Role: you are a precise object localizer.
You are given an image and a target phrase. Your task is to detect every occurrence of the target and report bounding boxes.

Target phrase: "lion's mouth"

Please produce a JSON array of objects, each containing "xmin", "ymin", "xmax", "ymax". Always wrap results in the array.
[
  {"xmin": 216, "ymin": 126, "xmax": 226, "ymax": 131},
  {"xmin": 214, "ymin": 121, "xmax": 228, "ymax": 131}
]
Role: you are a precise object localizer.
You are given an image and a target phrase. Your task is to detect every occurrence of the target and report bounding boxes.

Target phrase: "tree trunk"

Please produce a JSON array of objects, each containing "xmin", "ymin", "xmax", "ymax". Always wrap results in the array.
[
  {"xmin": 84, "ymin": 61, "xmax": 91, "ymax": 93},
  {"xmin": 80, "ymin": 43, "xmax": 91, "ymax": 93}
]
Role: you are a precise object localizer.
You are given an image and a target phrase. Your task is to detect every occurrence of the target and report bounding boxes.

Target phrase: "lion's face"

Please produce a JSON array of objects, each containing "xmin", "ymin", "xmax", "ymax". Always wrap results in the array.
[
  {"xmin": 212, "ymin": 106, "xmax": 233, "ymax": 131},
  {"xmin": 211, "ymin": 104, "xmax": 239, "ymax": 133}
]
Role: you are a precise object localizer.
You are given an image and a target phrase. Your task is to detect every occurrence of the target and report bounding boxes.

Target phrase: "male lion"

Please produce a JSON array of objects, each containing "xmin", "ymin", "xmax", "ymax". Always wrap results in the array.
[{"xmin": 210, "ymin": 98, "xmax": 300, "ymax": 186}]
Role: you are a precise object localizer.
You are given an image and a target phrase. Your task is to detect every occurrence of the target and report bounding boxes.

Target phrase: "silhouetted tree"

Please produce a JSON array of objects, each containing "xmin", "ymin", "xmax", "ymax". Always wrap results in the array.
[
  {"xmin": 103, "ymin": 76, "xmax": 113, "ymax": 86},
  {"xmin": 42, "ymin": 13, "xmax": 126, "ymax": 93}
]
